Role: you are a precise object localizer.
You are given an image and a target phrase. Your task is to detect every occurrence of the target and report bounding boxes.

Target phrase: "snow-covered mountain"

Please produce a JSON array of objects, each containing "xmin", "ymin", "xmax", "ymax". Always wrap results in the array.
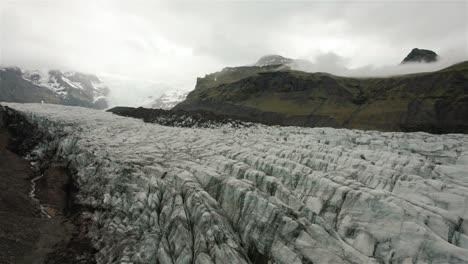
[
  {"xmin": 140, "ymin": 89, "xmax": 188, "ymax": 109},
  {"xmin": 2, "ymin": 102, "xmax": 468, "ymax": 264},
  {"xmin": 0, "ymin": 67, "xmax": 109, "ymax": 109}
]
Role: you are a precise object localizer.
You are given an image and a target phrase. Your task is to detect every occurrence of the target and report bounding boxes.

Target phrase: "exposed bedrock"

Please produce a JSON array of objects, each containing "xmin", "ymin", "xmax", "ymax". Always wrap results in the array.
[{"xmin": 2, "ymin": 103, "xmax": 468, "ymax": 264}]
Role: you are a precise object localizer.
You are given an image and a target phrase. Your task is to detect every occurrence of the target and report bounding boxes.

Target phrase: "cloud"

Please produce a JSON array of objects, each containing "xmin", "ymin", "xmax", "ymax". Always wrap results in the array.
[
  {"xmin": 1, "ymin": 0, "xmax": 467, "ymax": 106},
  {"xmin": 292, "ymin": 47, "xmax": 468, "ymax": 78}
]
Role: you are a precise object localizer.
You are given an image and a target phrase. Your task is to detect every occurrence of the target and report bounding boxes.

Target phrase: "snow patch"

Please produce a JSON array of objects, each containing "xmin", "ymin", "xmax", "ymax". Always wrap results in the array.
[{"xmin": 61, "ymin": 76, "xmax": 83, "ymax": 90}]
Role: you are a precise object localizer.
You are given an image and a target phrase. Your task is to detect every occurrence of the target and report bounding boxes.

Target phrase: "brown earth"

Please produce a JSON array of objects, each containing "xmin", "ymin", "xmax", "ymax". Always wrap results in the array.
[{"xmin": 0, "ymin": 128, "xmax": 95, "ymax": 264}]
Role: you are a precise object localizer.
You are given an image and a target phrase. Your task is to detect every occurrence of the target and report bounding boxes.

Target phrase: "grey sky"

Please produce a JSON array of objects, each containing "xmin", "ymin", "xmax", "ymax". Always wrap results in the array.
[{"xmin": 1, "ymin": 0, "xmax": 467, "ymax": 106}]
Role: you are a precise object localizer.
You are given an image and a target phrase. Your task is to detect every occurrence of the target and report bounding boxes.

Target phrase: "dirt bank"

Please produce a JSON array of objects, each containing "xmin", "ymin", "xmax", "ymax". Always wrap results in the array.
[{"xmin": 0, "ymin": 107, "xmax": 96, "ymax": 263}]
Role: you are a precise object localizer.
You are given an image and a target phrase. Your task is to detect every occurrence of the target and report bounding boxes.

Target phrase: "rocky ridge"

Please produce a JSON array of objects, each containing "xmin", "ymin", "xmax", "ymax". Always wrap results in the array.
[{"xmin": 2, "ymin": 102, "xmax": 468, "ymax": 264}]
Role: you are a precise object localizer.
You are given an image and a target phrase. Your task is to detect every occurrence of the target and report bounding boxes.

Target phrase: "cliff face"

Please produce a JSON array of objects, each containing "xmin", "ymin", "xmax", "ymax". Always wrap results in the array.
[
  {"xmin": 175, "ymin": 61, "xmax": 468, "ymax": 133},
  {"xmin": 2, "ymin": 103, "xmax": 468, "ymax": 263}
]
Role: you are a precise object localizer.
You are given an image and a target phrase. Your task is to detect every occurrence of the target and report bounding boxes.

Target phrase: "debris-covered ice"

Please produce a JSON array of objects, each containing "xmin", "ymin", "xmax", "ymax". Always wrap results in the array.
[{"xmin": 3, "ymin": 103, "xmax": 468, "ymax": 264}]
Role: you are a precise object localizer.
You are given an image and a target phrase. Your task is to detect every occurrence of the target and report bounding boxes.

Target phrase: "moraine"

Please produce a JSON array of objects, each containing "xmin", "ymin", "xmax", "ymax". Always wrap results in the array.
[{"xmin": 1, "ymin": 102, "xmax": 468, "ymax": 264}]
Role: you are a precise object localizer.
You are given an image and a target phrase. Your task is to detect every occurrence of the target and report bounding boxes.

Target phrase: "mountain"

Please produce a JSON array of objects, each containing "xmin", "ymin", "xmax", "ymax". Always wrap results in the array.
[
  {"xmin": 0, "ymin": 67, "xmax": 109, "ymax": 109},
  {"xmin": 174, "ymin": 59, "xmax": 468, "ymax": 133},
  {"xmin": 140, "ymin": 90, "xmax": 188, "ymax": 109},
  {"xmin": 254, "ymin": 54, "xmax": 295, "ymax": 66},
  {"xmin": 401, "ymin": 48, "xmax": 439, "ymax": 63},
  {"xmin": 2, "ymin": 103, "xmax": 468, "ymax": 263}
]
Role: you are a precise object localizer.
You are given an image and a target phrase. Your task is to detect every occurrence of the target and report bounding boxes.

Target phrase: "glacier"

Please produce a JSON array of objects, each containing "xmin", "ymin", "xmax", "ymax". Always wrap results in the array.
[{"xmin": 2, "ymin": 103, "xmax": 468, "ymax": 264}]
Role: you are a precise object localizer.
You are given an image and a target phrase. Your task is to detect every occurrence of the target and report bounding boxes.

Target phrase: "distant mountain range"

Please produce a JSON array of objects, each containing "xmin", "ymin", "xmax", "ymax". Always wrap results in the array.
[
  {"xmin": 140, "ymin": 90, "xmax": 188, "ymax": 110},
  {"xmin": 0, "ymin": 67, "xmax": 109, "ymax": 109},
  {"xmin": 175, "ymin": 50, "xmax": 468, "ymax": 133}
]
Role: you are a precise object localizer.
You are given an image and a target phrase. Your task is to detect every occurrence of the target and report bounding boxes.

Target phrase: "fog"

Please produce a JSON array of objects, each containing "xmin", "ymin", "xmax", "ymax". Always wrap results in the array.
[
  {"xmin": 1, "ymin": 0, "xmax": 467, "ymax": 106},
  {"xmin": 291, "ymin": 48, "xmax": 467, "ymax": 77}
]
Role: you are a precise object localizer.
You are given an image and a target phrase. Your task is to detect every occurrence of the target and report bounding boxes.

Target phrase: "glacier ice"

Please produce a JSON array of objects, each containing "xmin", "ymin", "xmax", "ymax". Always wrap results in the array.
[{"xmin": 2, "ymin": 103, "xmax": 468, "ymax": 264}]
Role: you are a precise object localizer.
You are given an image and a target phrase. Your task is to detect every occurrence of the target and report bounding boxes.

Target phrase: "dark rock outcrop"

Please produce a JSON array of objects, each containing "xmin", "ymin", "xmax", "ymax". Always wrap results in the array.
[
  {"xmin": 107, "ymin": 106, "xmax": 252, "ymax": 128},
  {"xmin": 401, "ymin": 48, "xmax": 439, "ymax": 63}
]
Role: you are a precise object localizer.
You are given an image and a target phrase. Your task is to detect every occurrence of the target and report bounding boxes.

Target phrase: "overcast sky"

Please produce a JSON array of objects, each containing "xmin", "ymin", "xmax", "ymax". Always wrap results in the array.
[{"xmin": 1, "ymin": 0, "xmax": 467, "ymax": 106}]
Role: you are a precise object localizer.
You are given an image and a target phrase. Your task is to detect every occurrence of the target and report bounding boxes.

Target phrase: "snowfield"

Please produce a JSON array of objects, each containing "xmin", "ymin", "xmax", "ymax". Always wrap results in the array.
[{"xmin": 3, "ymin": 103, "xmax": 468, "ymax": 264}]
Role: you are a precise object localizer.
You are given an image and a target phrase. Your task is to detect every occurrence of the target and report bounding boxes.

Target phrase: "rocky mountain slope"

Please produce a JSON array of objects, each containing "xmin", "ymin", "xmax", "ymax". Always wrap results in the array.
[
  {"xmin": 140, "ymin": 90, "xmax": 188, "ymax": 110},
  {"xmin": 175, "ymin": 60, "xmax": 468, "ymax": 133},
  {"xmin": 0, "ymin": 67, "xmax": 109, "ymax": 109},
  {"xmin": 2, "ymin": 102, "xmax": 468, "ymax": 263}
]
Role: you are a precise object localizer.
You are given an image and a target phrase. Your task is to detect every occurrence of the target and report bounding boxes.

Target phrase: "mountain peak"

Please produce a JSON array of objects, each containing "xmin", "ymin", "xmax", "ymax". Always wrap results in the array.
[
  {"xmin": 254, "ymin": 54, "xmax": 294, "ymax": 66},
  {"xmin": 401, "ymin": 48, "xmax": 438, "ymax": 64}
]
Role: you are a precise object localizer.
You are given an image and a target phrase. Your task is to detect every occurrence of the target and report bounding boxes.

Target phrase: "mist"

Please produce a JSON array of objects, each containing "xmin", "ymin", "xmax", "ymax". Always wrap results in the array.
[
  {"xmin": 291, "ymin": 46, "xmax": 468, "ymax": 78},
  {"xmin": 1, "ymin": 0, "xmax": 467, "ymax": 107}
]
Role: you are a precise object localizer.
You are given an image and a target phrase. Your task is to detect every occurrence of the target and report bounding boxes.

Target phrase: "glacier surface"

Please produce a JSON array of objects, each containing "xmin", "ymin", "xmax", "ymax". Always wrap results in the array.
[{"xmin": 3, "ymin": 103, "xmax": 468, "ymax": 264}]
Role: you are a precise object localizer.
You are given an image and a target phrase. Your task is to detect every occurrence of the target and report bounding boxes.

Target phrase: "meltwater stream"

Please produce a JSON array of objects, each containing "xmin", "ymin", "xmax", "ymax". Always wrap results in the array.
[{"xmin": 28, "ymin": 170, "xmax": 51, "ymax": 218}]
